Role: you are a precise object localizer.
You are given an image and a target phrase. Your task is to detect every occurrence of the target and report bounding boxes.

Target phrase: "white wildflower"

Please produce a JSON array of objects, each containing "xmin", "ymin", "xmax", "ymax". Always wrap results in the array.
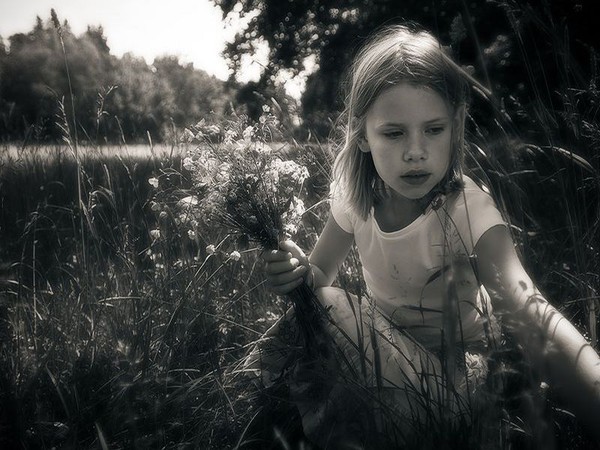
[
  {"xmin": 177, "ymin": 195, "xmax": 199, "ymax": 210},
  {"xmin": 267, "ymin": 158, "xmax": 309, "ymax": 198},
  {"xmin": 183, "ymin": 157, "xmax": 195, "ymax": 172},
  {"xmin": 219, "ymin": 322, "xmax": 231, "ymax": 336},
  {"xmin": 206, "ymin": 244, "xmax": 216, "ymax": 255},
  {"xmin": 242, "ymin": 125, "xmax": 255, "ymax": 141},
  {"xmin": 149, "ymin": 229, "xmax": 161, "ymax": 240},
  {"xmin": 183, "ymin": 128, "xmax": 195, "ymax": 143},
  {"xmin": 187, "ymin": 230, "xmax": 197, "ymax": 240},
  {"xmin": 229, "ymin": 250, "xmax": 241, "ymax": 261},
  {"xmin": 263, "ymin": 166, "xmax": 280, "ymax": 191},
  {"xmin": 223, "ymin": 128, "xmax": 237, "ymax": 144},
  {"xmin": 205, "ymin": 124, "xmax": 221, "ymax": 135},
  {"xmin": 465, "ymin": 351, "xmax": 488, "ymax": 380},
  {"xmin": 148, "ymin": 177, "xmax": 159, "ymax": 188},
  {"xmin": 458, "ymin": 351, "xmax": 489, "ymax": 395},
  {"xmin": 253, "ymin": 141, "xmax": 272, "ymax": 155},
  {"xmin": 282, "ymin": 197, "xmax": 306, "ymax": 237}
]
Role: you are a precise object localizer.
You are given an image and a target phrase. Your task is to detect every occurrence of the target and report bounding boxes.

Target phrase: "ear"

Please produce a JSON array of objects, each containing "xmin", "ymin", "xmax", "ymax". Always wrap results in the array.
[
  {"xmin": 358, "ymin": 136, "xmax": 371, "ymax": 153},
  {"xmin": 351, "ymin": 116, "xmax": 371, "ymax": 153}
]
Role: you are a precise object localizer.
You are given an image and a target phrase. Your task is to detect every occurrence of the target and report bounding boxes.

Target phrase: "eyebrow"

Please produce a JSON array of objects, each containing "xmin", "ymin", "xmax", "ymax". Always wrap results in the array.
[{"xmin": 376, "ymin": 117, "xmax": 450, "ymax": 128}]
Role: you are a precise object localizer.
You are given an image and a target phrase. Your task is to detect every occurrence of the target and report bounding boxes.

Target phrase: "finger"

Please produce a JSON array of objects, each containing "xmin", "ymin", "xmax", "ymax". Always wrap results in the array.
[
  {"xmin": 266, "ymin": 258, "xmax": 303, "ymax": 275},
  {"xmin": 267, "ymin": 265, "xmax": 307, "ymax": 285},
  {"xmin": 269, "ymin": 277, "xmax": 304, "ymax": 295},
  {"xmin": 261, "ymin": 249, "xmax": 293, "ymax": 263},
  {"xmin": 279, "ymin": 240, "xmax": 307, "ymax": 262}
]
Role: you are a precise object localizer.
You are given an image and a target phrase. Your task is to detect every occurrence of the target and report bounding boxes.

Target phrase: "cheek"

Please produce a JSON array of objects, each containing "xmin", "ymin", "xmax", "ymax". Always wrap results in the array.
[
  {"xmin": 432, "ymin": 138, "xmax": 453, "ymax": 172},
  {"xmin": 441, "ymin": 136, "xmax": 454, "ymax": 161}
]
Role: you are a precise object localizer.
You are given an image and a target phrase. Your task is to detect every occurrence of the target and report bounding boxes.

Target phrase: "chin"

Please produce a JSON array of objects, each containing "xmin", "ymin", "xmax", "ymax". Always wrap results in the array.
[
  {"xmin": 388, "ymin": 190, "xmax": 429, "ymax": 202},
  {"xmin": 400, "ymin": 187, "xmax": 435, "ymax": 200}
]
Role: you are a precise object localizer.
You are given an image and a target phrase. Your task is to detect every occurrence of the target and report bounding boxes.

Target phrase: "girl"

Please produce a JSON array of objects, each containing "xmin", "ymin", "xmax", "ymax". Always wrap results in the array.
[{"xmin": 254, "ymin": 24, "xmax": 600, "ymax": 447}]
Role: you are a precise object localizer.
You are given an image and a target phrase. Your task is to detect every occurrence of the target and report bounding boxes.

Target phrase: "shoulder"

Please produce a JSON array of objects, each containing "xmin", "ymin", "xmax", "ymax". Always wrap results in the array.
[
  {"xmin": 329, "ymin": 180, "xmax": 358, "ymax": 234},
  {"xmin": 442, "ymin": 175, "xmax": 506, "ymax": 255},
  {"xmin": 460, "ymin": 175, "xmax": 494, "ymax": 199},
  {"xmin": 448, "ymin": 176, "xmax": 500, "ymax": 214}
]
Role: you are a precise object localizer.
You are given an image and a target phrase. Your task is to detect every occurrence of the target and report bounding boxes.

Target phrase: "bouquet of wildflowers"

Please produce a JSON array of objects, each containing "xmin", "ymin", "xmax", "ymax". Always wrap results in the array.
[{"xmin": 181, "ymin": 110, "xmax": 329, "ymax": 356}]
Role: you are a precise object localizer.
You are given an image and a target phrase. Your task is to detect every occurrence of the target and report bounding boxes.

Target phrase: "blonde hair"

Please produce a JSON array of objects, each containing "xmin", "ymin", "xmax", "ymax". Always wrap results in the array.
[{"xmin": 333, "ymin": 24, "xmax": 470, "ymax": 219}]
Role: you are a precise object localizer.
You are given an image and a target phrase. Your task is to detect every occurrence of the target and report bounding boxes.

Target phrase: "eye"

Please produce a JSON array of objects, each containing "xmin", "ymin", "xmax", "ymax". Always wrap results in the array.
[
  {"xmin": 382, "ymin": 130, "xmax": 404, "ymax": 139},
  {"xmin": 425, "ymin": 126, "xmax": 446, "ymax": 136}
]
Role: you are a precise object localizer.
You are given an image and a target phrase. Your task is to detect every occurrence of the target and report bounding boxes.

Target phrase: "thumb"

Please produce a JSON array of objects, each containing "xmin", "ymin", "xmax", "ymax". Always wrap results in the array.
[{"xmin": 279, "ymin": 240, "xmax": 308, "ymax": 265}]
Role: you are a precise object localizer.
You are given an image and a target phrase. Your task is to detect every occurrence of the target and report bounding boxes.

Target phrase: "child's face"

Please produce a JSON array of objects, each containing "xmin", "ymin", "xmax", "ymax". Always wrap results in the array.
[{"xmin": 361, "ymin": 83, "xmax": 457, "ymax": 201}]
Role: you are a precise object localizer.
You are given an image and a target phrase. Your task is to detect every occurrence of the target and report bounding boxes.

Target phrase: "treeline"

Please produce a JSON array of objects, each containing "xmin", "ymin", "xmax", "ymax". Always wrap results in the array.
[
  {"xmin": 0, "ymin": 13, "xmax": 286, "ymax": 144},
  {"xmin": 2, "ymin": 5, "xmax": 598, "ymax": 146}
]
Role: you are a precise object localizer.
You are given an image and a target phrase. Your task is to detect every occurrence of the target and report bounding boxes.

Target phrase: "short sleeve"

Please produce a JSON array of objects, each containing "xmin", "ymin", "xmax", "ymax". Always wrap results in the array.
[
  {"xmin": 448, "ymin": 178, "xmax": 506, "ymax": 255},
  {"xmin": 329, "ymin": 181, "xmax": 355, "ymax": 234}
]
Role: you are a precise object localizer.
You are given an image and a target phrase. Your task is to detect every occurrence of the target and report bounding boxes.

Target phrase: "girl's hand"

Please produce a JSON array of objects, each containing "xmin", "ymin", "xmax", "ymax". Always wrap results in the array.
[{"xmin": 261, "ymin": 240, "xmax": 311, "ymax": 295}]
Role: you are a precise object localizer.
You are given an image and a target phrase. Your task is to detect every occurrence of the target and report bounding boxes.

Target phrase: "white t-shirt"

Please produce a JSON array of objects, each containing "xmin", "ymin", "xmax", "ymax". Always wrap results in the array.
[{"xmin": 330, "ymin": 176, "xmax": 506, "ymax": 350}]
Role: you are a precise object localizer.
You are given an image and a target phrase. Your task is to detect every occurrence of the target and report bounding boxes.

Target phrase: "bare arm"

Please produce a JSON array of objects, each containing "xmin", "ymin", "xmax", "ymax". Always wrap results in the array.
[
  {"xmin": 263, "ymin": 214, "xmax": 354, "ymax": 294},
  {"xmin": 308, "ymin": 214, "xmax": 354, "ymax": 288},
  {"xmin": 475, "ymin": 225, "xmax": 600, "ymax": 441}
]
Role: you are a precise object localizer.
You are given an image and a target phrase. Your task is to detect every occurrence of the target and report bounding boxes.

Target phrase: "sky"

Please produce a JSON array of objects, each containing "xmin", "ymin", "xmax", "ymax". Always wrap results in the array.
[{"xmin": 0, "ymin": 0, "xmax": 266, "ymax": 83}]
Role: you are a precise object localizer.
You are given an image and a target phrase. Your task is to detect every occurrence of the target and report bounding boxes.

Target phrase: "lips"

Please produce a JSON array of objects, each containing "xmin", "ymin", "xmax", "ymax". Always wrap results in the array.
[{"xmin": 401, "ymin": 170, "xmax": 431, "ymax": 186}]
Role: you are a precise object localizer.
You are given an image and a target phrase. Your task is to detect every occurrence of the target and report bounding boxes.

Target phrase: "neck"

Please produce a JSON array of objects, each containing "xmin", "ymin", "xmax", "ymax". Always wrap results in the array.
[
  {"xmin": 374, "ymin": 193, "xmax": 425, "ymax": 232},
  {"xmin": 385, "ymin": 187, "xmax": 438, "ymax": 215}
]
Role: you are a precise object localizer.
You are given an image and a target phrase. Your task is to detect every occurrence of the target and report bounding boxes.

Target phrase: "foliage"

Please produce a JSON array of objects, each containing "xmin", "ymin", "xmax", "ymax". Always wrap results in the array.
[
  {"xmin": 0, "ymin": 12, "xmax": 233, "ymax": 144},
  {"xmin": 0, "ymin": 104, "xmax": 334, "ymax": 448},
  {"xmin": 213, "ymin": 0, "xmax": 598, "ymax": 141}
]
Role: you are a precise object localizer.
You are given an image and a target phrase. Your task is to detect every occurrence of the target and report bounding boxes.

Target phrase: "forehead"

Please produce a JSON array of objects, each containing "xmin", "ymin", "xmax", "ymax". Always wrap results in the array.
[{"xmin": 367, "ymin": 83, "xmax": 452, "ymax": 124}]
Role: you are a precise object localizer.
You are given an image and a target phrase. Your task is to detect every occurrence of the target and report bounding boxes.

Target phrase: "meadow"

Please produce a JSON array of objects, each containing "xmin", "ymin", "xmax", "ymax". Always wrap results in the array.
[
  {"xmin": 2, "ymin": 2, "xmax": 599, "ymax": 447},
  {"xmin": 1, "ymin": 114, "xmax": 599, "ymax": 449},
  {"xmin": 0, "ymin": 138, "xmax": 333, "ymax": 449}
]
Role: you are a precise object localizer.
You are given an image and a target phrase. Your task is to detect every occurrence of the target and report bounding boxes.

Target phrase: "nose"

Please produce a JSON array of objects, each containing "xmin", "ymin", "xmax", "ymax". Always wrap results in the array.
[{"xmin": 403, "ymin": 133, "xmax": 427, "ymax": 161}]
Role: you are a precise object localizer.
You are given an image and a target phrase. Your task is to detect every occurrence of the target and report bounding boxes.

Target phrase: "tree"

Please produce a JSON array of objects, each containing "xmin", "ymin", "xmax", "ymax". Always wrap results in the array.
[
  {"xmin": 0, "ymin": 13, "xmax": 117, "ymax": 142},
  {"xmin": 152, "ymin": 55, "xmax": 230, "ymax": 130},
  {"xmin": 0, "ymin": 12, "xmax": 236, "ymax": 143},
  {"xmin": 212, "ymin": 0, "xmax": 599, "ymax": 139}
]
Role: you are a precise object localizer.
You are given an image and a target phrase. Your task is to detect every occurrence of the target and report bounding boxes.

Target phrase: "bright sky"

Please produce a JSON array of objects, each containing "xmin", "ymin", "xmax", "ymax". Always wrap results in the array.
[
  {"xmin": 0, "ymin": 0, "xmax": 264, "ymax": 83},
  {"xmin": 0, "ymin": 0, "xmax": 314, "ymax": 99}
]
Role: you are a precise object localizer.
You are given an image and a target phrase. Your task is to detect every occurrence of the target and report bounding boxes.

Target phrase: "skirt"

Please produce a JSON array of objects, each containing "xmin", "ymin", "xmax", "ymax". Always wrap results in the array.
[{"xmin": 243, "ymin": 287, "xmax": 496, "ymax": 448}]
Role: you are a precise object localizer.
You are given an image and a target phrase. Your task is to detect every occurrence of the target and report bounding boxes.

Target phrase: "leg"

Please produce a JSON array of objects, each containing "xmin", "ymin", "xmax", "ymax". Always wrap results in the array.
[
  {"xmin": 292, "ymin": 287, "xmax": 454, "ymax": 444},
  {"xmin": 315, "ymin": 287, "xmax": 442, "ymax": 394}
]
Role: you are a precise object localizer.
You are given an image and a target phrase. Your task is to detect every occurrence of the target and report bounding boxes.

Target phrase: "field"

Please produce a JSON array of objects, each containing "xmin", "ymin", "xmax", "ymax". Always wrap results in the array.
[
  {"xmin": 0, "ymin": 140, "xmax": 332, "ymax": 449},
  {"xmin": 0, "ymin": 131, "xmax": 599, "ymax": 449},
  {"xmin": 2, "ymin": 1, "xmax": 600, "ymax": 447}
]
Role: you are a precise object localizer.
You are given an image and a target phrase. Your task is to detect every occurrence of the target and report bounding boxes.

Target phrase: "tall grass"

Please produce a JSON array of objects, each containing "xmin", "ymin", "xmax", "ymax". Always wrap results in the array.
[
  {"xmin": 1, "ymin": 4, "xmax": 599, "ymax": 449},
  {"xmin": 1, "ymin": 134, "xmax": 597, "ymax": 448},
  {"xmin": 0, "ymin": 141, "xmax": 283, "ymax": 448}
]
